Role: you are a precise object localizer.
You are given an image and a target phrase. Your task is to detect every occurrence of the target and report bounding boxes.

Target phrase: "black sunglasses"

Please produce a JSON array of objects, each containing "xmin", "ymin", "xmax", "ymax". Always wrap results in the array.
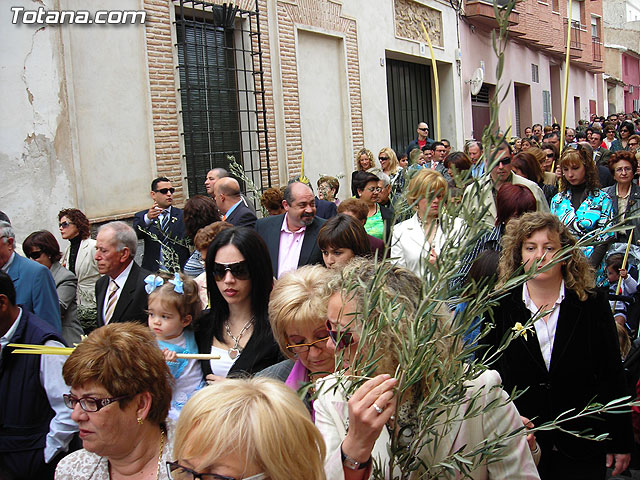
[
  {"xmin": 212, "ymin": 261, "xmax": 250, "ymax": 281},
  {"xmin": 325, "ymin": 319, "xmax": 355, "ymax": 350},
  {"xmin": 26, "ymin": 250, "xmax": 43, "ymax": 260},
  {"xmin": 155, "ymin": 187, "xmax": 176, "ymax": 194},
  {"xmin": 59, "ymin": 221, "xmax": 71, "ymax": 229}
]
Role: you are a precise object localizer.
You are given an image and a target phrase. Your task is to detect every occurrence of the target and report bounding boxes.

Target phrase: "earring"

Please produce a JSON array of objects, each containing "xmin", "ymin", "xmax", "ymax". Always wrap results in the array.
[{"xmin": 137, "ymin": 417, "xmax": 143, "ymax": 425}]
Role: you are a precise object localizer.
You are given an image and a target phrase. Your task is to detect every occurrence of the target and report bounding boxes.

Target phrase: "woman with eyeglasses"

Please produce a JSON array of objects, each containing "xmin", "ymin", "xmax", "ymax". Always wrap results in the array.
[
  {"xmin": 196, "ymin": 227, "xmax": 281, "ymax": 383},
  {"xmin": 315, "ymin": 258, "xmax": 539, "ymax": 479},
  {"xmin": 610, "ymin": 121, "xmax": 636, "ymax": 152},
  {"xmin": 170, "ymin": 378, "xmax": 326, "ymax": 480},
  {"xmin": 23, "ymin": 230, "xmax": 84, "ymax": 346},
  {"xmin": 58, "ymin": 208, "xmax": 100, "ymax": 333},
  {"xmin": 352, "ymin": 171, "xmax": 392, "ymax": 242},
  {"xmin": 258, "ymin": 265, "xmax": 334, "ymax": 416},
  {"xmin": 55, "ymin": 323, "xmax": 175, "ymax": 480},
  {"xmin": 604, "ymin": 152, "xmax": 640, "ymax": 258},
  {"xmin": 550, "ymin": 146, "xmax": 614, "ymax": 284}
]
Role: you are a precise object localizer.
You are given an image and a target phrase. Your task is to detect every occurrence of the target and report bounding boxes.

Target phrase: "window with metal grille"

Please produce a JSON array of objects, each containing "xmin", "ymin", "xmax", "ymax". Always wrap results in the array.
[
  {"xmin": 173, "ymin": 1, "xmax": 271, "ymax": 198},
  {"xmin": 531, "ymin": 64, "xmax": 539, "ymax": 83},
  {"xmin": 471, "ymin": 84, "xmax": 491, "ymax": 104},
  {"xmin": 542, "ymin": 90, "xmax": 552, "ymax": 126}
]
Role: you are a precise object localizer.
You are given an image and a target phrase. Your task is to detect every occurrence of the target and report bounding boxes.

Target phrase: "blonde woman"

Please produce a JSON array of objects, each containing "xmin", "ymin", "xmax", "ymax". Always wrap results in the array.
[
  {"xmin": 378, "ymin": 147, "xmax": 404, "ymax": 197},
  {"xmin": 351, "ymin": 149, "xmax": 375, "ymax": 196},
  {"xmin": 316, "ymin": 258, "xmax": 538, "ymax": 479},
  {"xmin": 391, "ymin": 170, "xmax": 459, "ymax": 277},
  {"xmin": 171, "ymin": 378, "xmax": 326, "ymax": 480}
]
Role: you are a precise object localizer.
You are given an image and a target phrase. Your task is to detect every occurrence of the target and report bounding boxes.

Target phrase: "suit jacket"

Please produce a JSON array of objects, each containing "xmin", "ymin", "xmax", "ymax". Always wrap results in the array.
[
  {"xmin": 196, "ymin": 311, "xmax": 282, "ymax": 378},
  {"xmin": 61, "ymin": 238, "xmax": 100, "ymax": 309},
  {"xmin": 315, "ymin": 370, "xmax": 539, "ymax": 479},
  {"xmin": 255, "ymin": 214, "xmax": 326, "ymax": 277},
  {"xmin": 95, "ymin": 262, "xmax": 151, "ymax": 327},
  {"xmin": 6, "ymin": 253, "xmax": 61, "ymax": 332},
  {"xmin": 604, "ymin": 183, "xmax": 640, "ymax": 244},
  {"xmin": 315, "ymin": 197, "xmax": 337, "ymax": 220},
  {"xmin": 486, "ymin": 287, "xmax": 633, "ymax": 460},
  {"xmin": 133, "ymin": 207, "xmax": 190, "ymax": 272},
  {"xmin": 50, "ymin": 262, "xmax": 83, "ymax": 346},
  {"xmin": 225, "ymin": 202, "xmax": 257, "ymax": 229},
  {"xmin": 594, "ymin": 146, "xmax": 611, "ymax": 167}
]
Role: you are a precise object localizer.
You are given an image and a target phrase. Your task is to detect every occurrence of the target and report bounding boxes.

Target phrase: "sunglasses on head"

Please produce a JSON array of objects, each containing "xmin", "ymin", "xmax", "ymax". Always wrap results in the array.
[
  {"xmin": 26, "ymin": 250, "xmax": 43, "ymax": 260},
  {"xmin": 155, "ymin": 187, "xmax": 175, "ymax": 194},
  {"xmin": 325, "ymin": 319, "xmax": 355, "ymax": 350},
  {"xmin": 212, "ymin": 261, "xmax": 250, "ymax": 281}
]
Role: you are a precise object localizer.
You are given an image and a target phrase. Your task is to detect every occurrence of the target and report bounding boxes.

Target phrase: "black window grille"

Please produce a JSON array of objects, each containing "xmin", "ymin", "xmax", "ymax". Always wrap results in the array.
[{"xmin": 173, "ymin": 0, "xmax": 271, "ymax": 198}]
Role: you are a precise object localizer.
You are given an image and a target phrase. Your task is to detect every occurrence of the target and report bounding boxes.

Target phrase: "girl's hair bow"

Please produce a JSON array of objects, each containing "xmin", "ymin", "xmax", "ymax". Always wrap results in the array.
[
  {"xmin": 168, "ymin": 272, "xmax": 184, "ymax": 294},
  {"xmin": 144, "ymin": 274, "xmax": 164, "ymax": 294}
]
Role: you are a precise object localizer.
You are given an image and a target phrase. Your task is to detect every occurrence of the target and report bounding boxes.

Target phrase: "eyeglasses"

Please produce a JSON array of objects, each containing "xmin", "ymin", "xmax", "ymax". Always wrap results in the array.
[
  {"xmin": 366, "ymin": 186, "xmax": 382, "ymax": 193},
  {"xmin": 629, "ymin": 142, "xmax": 639, "ymax": 147},
  {"xmin": 167, "ymin": 462, "xmax": 266, "ymax": 480},
  {"xmin": 154, "ymin": 187, "xmax": 176, "ymax": 194},
  {"xmin": 418, "ymin": 127, "xmax": 428, "ymax": 132},
  {"xmin": 615, "ymin": 167, "xmax": 633, "ymax": 173},
  {"xmin": 212, "ymin": 261, "xmax": 250, "ymax": 281},
  {"xmin": 26, "ymin": 250, "xmax": 43, "ymax": 260},
  {"xmin": 379, "ymin": 156, "xmax": 389, "ymax": 161},
  {"xmin": 325, "ymin": 319, "xmax": 355, "ymax": 350},
  {"xmin": 545, "ymin": 153, "xmax": 555, "ymax": 158},
  {"xmin": 63, "ymin": 393, "xmax": 131, "ymax": 412},
  {"xmin": 59, "ymin": 221, "xmax": 71, "ymax": 229},
  {"xmin": 286, "ymin": 335, "xmax": 330, "ymax": 354},
  {"xmin": 496, "ymin": 157, "xmax": 511, "ymax": 165}
]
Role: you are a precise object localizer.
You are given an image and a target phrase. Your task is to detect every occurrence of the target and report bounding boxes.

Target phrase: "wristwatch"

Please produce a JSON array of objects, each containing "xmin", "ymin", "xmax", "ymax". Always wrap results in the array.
[{"xmin": 341, "ymin": 445, "xmax": 372, "ymax": 470}]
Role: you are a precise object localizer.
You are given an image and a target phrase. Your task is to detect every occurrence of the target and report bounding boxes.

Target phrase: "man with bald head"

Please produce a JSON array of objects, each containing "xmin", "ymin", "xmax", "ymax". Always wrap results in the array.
[
  {"xmin": 406, "ymin": 121, "xmax": 434, "ymax": 155},
  {"xmin": 213, "ymin": 177, "xmax": 257, "ymax": 228}
]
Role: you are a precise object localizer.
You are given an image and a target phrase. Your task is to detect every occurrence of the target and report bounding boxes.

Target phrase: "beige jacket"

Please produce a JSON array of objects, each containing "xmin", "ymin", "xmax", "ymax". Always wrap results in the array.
[{"xmin": 61, "ymin": 238, "xmax": 100, "ymax": 309}]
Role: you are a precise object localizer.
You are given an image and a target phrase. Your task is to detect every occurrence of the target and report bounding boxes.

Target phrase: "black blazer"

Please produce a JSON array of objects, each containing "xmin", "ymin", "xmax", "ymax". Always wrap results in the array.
[
  {"xmin": 255, "ymin": 214, "xmax": 326, "ymax": 277},
  {"xmin": 133, "ymin": 207, "xmax": 190, "ymax": 272},
  {"xmin": 225, "ymin": 202, "xmax": 257, "ymax": 229},
  {"xmin": 486, "ymin": 287, "xmax": 633, "ymax": 459},
  {"xmin": 95, "ymin": 262, "xmax": 151, "ymax": 327},
  {"xmin": 315, "ymin": 197, "xmax": 337, "ymax": 220},
  {"xmin": 196, "ymin": 311, "xmax": 282, "ymax": 378}
]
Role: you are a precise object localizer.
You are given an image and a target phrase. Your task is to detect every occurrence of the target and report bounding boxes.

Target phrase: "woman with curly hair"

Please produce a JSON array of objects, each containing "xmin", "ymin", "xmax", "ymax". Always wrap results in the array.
[
  {"xmin": 550, "ymin": 145, "xmax": 613, "ymax": 283},
  {"xmin": 316, "ymin": 258, "xmax": 538, "ymax": 479},
  {"xmin": 351, "ymin": 149, "xmax": 375, "ymax": 196},
  {"xmin": 58, "ymin": 208, "xmax": 100, "ymax": 331},
  {"xmin": 182, "ymin": 195, "xmax": 221, "ymax": 277},
  {"xmin": 486, "ymin": 212, "xmax": 632, "ymax": 479}
]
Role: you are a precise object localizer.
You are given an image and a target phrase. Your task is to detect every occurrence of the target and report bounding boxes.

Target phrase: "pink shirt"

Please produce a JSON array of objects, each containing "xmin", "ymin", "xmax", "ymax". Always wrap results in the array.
[{"xmin": 277, "ymin": 213, "xmax": 307, "ymax": 278}]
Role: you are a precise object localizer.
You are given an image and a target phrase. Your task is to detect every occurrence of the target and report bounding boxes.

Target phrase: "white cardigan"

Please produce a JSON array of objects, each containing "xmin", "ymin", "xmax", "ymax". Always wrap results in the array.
[
  {"xmin": 61, "ymin": 238, "xmax": 100, "ymax": 309},
  {"xmin": 315, "ymin": 370, "xmax": 540, "ymax": 480}
]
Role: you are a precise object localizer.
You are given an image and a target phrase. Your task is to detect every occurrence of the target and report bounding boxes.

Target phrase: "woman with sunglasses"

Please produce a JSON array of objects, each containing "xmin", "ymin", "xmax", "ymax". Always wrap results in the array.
[
  {"xmin": 258, "ymin": 265, "xmax": 334, "ymax": 416},
  {"xmin": 196, "ymin": 227, "xmax": 281, "ymax": 383},
  {"xmin": 352, "ymin": 171, "xmax": 392, "ymax": 242},
  {"xmin": 55, "ymin": 323, "xmax": 175, "ymax": 480},
  {"xmin": 315, "ymin": 259, "xmax": 538, "ymax": 479},
  {"xmin": 58, "ymin": 208, "xmax": 100, "ymax": 333},
  {"xmin": 23, "ymin": 230, "xmax": 84, "ymax": 346},
  {"xmin": 378, "ymin": 147, "xmax": 404, "ymax": 198},
  {"xmin": 170, "ymin": 377, "xmax": 326, "ymax": 480},
  {"xmin": 610, "ymin": 121, "xmax": 636, "ymax": 152}
]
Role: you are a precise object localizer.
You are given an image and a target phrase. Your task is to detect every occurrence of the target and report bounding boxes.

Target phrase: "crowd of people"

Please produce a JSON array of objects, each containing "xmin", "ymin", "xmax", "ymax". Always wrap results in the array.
[{"xmin": 2, "ymin": 112, "xmax": 640, "ymax": 479}]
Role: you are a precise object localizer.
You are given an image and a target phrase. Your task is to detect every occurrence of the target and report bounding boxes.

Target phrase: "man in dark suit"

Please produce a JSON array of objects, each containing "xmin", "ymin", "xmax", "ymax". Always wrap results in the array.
[
  {"xmin": 256, "ymin": 181, "xmax": 326, "ymax": 278},
  {"xmin": 0, "ymin": 221, "xmax": 61, "ymax": 332},
  {"xmin": 95, "ymin": 221, "xmax": 150, "ymax": 327},
  {"xmin": 214, "ymin": 177, "xmax": 257, "ymax": 228},
  {"xmin": 133, "ymin": 177, "xmax": 190, "ymax": 272}
]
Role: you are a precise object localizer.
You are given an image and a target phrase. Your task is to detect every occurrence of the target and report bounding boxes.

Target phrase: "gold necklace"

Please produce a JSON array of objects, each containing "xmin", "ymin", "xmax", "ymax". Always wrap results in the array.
[{"xmin": 156, "ymin": 428, "xmax": 165, "ymax": 480}]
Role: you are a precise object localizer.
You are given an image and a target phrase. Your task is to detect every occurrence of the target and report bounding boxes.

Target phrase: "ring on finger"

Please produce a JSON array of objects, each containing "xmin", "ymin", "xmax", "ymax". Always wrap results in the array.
[{"xmin": 372, "ymin": 402, "xmax": 384, "ymax": 414}]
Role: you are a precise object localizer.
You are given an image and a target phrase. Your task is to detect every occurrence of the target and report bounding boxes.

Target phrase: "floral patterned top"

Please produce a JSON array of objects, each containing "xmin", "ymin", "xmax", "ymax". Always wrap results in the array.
[
  {"xmin": 550, "ymin": 188, "xmax": 613, "ymax": 283},
  {"xmin": 55, "ymin": 420, "xmax": 175, "ymax": 480}
]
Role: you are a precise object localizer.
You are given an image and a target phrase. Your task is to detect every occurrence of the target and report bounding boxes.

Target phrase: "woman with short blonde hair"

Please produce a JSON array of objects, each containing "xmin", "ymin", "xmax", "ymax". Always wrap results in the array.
[
  {"xmin": 378, "ymin": 147, "xmax": 404, "ymax": 198},
  {"xmin": 172, "ymin": 378, "xmax": 326, "ymax": 480}
]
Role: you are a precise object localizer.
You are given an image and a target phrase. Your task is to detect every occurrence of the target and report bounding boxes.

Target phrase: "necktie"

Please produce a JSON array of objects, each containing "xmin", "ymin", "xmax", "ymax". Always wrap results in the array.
[
  {"xmin": 104, "ymin": 279, "xmax": 119, "ymax": 324},
  {"xmin": 160, "ymin": 210, "xmax": 170, "ymax": 230}
]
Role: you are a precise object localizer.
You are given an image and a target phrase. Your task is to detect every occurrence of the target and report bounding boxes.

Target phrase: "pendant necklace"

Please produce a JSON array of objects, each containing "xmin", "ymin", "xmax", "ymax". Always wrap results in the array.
[{"xmin": 225, "ymin": 316, "xmax": 255, "ymax": 359}]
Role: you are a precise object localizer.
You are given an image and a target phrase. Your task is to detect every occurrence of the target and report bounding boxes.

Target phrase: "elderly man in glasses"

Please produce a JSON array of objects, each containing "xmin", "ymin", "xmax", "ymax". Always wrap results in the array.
[
  {"xmin": 463, "ymin": 139, "xmax": 549, "ymax": 227},
  {"xmin": 0, "ymin": 272, "xmax": 77, "ymax": 479},
  {"xmin": 133, "ymin": 176, "xmax": 190, "ymax": 272}
]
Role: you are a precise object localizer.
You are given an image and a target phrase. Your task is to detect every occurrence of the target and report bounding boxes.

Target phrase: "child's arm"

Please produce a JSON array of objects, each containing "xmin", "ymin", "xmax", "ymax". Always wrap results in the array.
[
  {"xmin": 622, "ymin": 270, "xmax": 638, "ymax": 295},
  {"xmin": 162, "ymin": 348, "xmax": 178, "ymax": 363}
]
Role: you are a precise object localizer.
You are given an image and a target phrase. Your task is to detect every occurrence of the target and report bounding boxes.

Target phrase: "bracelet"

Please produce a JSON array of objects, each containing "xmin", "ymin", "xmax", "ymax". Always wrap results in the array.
[{"xmin": 341, "ymin": 444, "xmax": 372, "ymax": 471}]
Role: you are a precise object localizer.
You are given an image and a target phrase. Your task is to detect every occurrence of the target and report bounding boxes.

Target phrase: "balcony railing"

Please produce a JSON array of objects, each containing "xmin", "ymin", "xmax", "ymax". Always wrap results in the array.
[
  {"xmin": 563, "ymin": 19, "xmax": 582, "ymax": 49},
  {"xmin": 592, "ymin": 36, "xmax": 602, "ymax": 61}
]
